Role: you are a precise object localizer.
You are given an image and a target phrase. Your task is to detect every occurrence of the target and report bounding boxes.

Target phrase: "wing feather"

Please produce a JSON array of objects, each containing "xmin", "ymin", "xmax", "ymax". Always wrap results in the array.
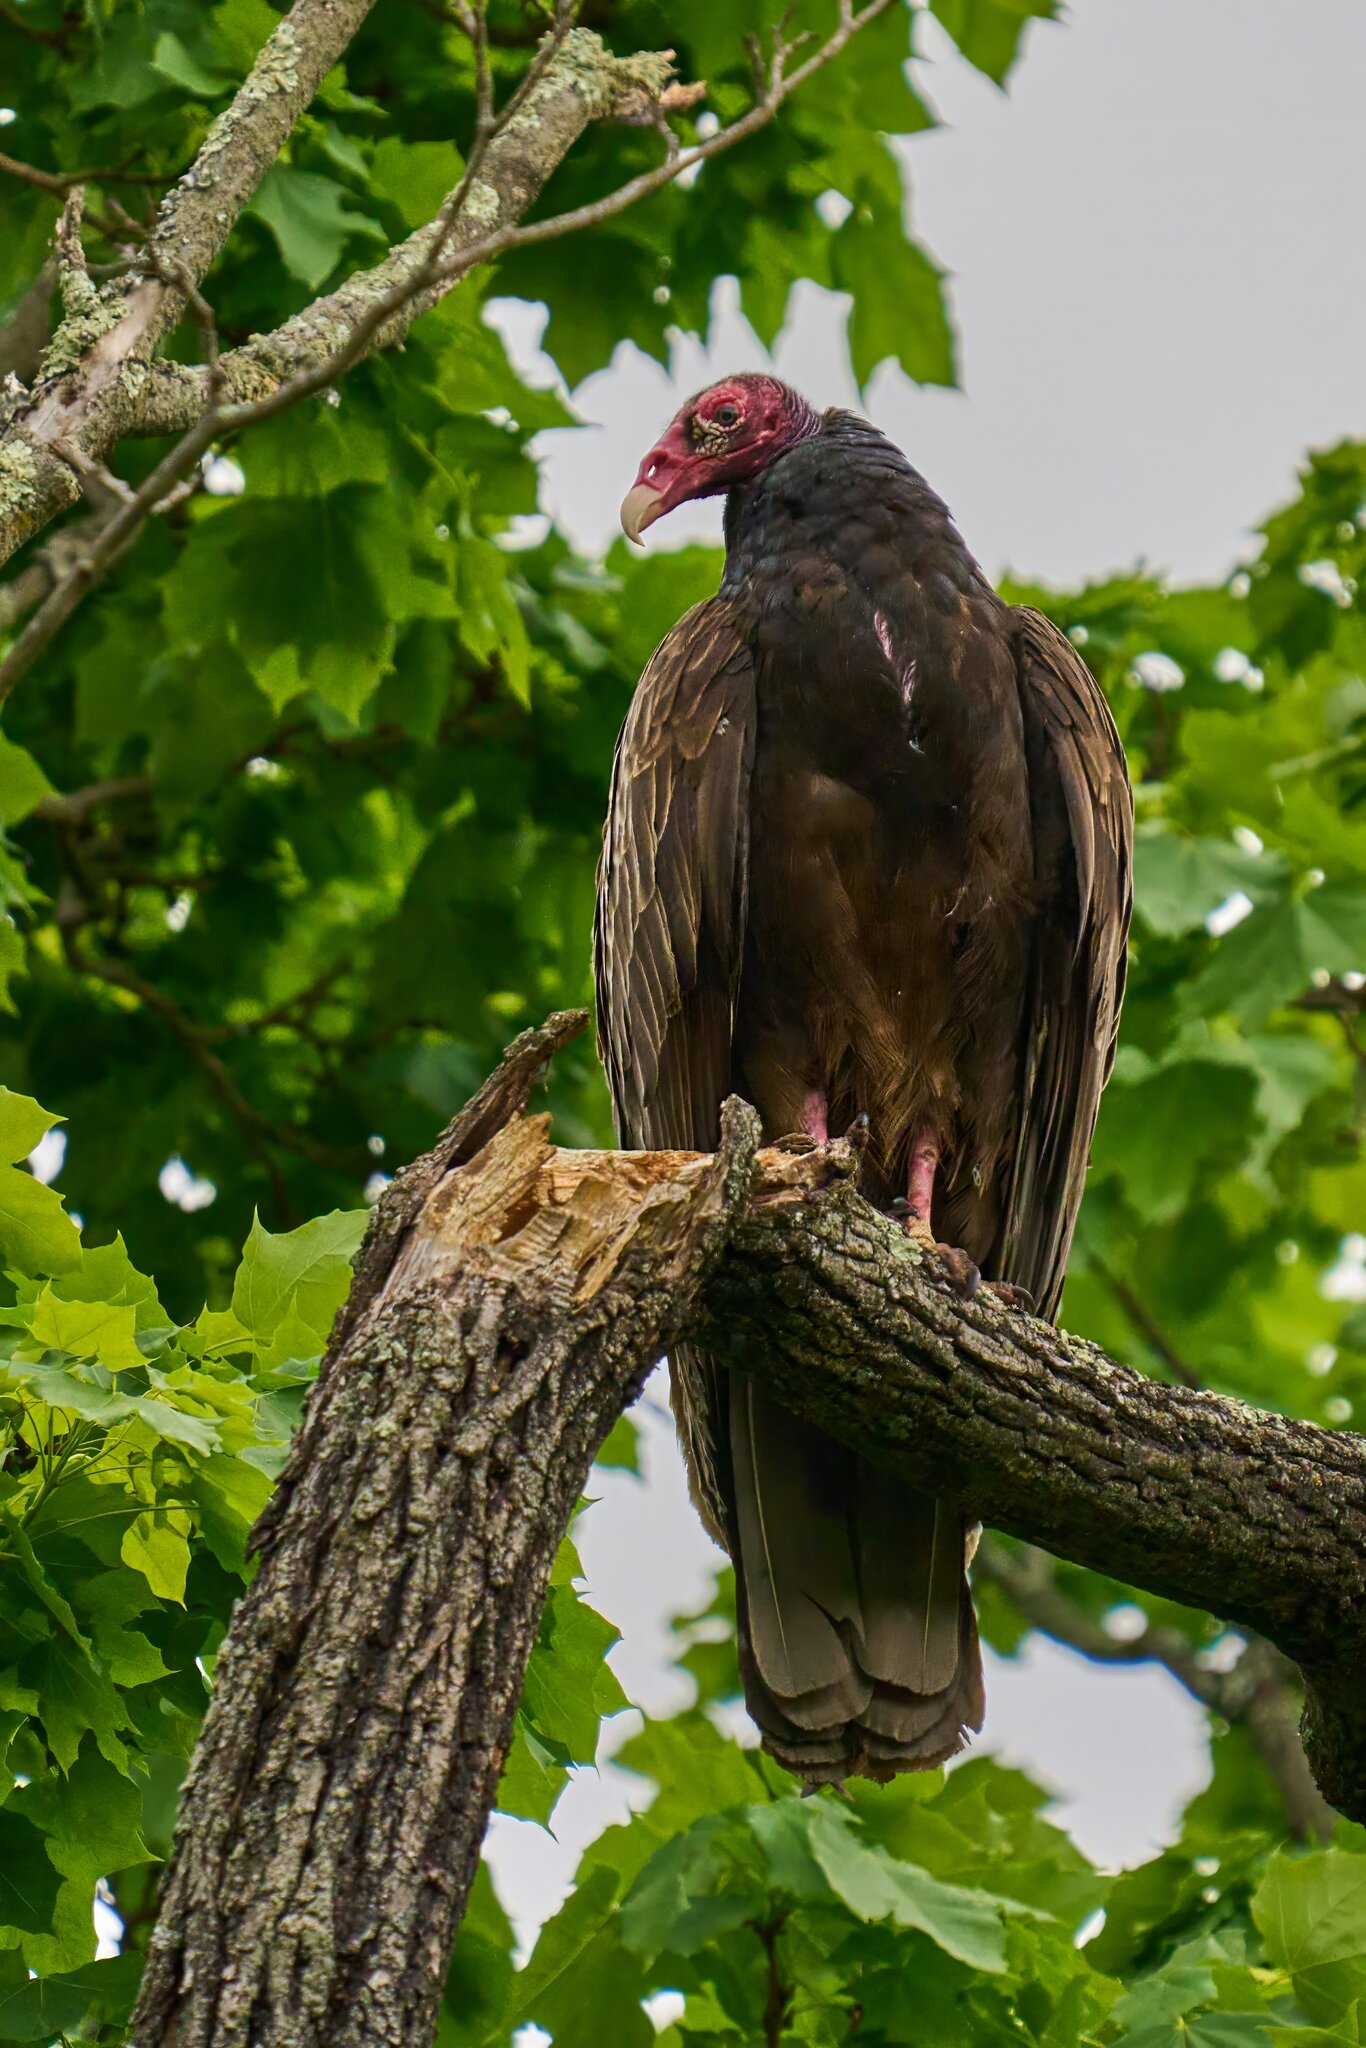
[
  {"xmin": 594, "ymin": 600, "xmax": 757, "ymax": 1541},
  {"xmin": 594, "ymin": 598, "xmax": 756, "ymax": 1154},
  {"xmin": 999, "ymin": 607, "xmax": 1133, "ymax": 1319}
]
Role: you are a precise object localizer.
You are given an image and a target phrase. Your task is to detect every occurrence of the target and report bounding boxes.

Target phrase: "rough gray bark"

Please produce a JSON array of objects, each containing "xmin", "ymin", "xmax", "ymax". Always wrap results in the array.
[
  {"xmin": 128, "ymin": 1020, "xmax": 1366, "ymax": 2046},
  {"xmin": 126, "ymin": 1014, "xmax": 805, "ymax": 2048}
]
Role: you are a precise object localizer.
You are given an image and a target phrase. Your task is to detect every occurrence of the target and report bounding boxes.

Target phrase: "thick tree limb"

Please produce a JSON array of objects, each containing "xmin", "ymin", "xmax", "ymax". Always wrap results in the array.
[{"xmin": 130, "ymin": 1035, "xmax": 1366, "ymax": 2042}]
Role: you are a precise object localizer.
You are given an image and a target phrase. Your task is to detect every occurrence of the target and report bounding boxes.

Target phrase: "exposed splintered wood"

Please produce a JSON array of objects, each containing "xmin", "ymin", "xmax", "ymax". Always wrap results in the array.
[{"xmin": 129, "ymin": 1017, "xmax": 1366, "ymax": 2048}]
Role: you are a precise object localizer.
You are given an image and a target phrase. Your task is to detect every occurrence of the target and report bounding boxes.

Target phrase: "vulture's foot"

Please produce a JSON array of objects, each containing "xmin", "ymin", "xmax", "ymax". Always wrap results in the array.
[
  {"xmin": 982, "ymin": 1279, "xmax": 1036, "ymax": 1314},
  {"xmin": 895, "ymin": 1208, "xmax": 981, "ymax": 1299}
]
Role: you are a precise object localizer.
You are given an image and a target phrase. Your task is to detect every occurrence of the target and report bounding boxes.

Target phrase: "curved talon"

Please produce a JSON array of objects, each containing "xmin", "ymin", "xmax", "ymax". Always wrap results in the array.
[
  {"xmin": 899, "ymin": 1215, "xmax": 981, "ymax": 1298},
  {"xmin": 984, "ymin": 1279, "xmax": 1035, "ymax": 1313}
]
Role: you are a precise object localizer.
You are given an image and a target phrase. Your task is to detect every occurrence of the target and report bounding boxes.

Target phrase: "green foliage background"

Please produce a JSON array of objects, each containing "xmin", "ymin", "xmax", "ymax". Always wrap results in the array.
[{"xmin": 2, "ymin": 0, "xmax": 1366, "ymax": 2041}]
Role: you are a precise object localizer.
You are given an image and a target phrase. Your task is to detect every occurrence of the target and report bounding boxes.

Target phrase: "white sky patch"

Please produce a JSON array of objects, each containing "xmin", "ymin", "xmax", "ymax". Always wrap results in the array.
[
  {"xmin": 1322, "ymin": 1241, "xmax": 1366, "ymax": 1301},
  {"xmin": 496, "ymin": 513, "xmax": 551, "ymax": 553},
  {"xmin": 158, "ymin": 1155, "xmax": 217, "ymax": 1213},
  {"xmin": 1212, "ymin": 646, "xmax": 1264, "ymax": 690},
  {"xmin": 1196, "ymin": 1631, "xmax": 1246, "ymax": 1675},
  {"xmin": 1074, "ymin": 1907, "xmax": 1106, "ymax": 1949},
  {"xmin": 816, "ymin": 189, "xmax": 854, "ymax": 230},
  {"xmin": 1231, "ymin": 825, "xmax": 1263, "ymax": 856},
  {"xmin": 165, "ymin": 893, "xmax": 193, "ymax": 933},
  {"xmin": 202, "ymin": 454, "xmax": 245, "ymax": 497},
  {"xmin": 0, "ymin": 110, "xmax": 16, "ymax": 128},
  {"xmin": 364, "ymin": 1171, "xmax": 391, "ymax": 1204},
  {"xmin": 27, "ymin": 1128, "xmax": 66, "ymax": 1186},
  {"xmin": 1204, "ymin": 889, "xmax": 1254, "ymax": 937},
  {"xmin": 1102, "ymin": 1603, "xmax": 1148, "ymax": 1643},
  {"xmin": 1307, "ymin": 1343, "xmax": 1338, "ymax": 1377},
  {"xmin": 1128, "ymin": 651, "xmax": 1184, "ymax": 693},
  {"xmin": 94, "ymin": 1880, "xmax": 122, "ymax": 1959},
  {"xmin": 1298, "ymin": 558, "xmax": 1353, "ymax": 606}
]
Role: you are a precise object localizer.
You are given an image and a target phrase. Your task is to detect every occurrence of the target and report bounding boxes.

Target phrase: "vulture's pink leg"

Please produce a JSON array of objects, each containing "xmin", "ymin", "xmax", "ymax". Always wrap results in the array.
[
  {"xmin": 801, "ymin": 1090, "xmax": 829, "ymax": 1144},
  {"xmin": 903, "ymin": 1124, "xmax": 979, "ymax": 1298},
  {"xmin": 906, "ymin": 1127, "xmax": 939, "ymax": 1225}
]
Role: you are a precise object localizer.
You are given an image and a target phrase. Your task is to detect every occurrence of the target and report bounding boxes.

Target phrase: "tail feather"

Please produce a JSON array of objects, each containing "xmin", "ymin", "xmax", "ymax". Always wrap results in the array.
[{"xmin": 727, "ymin": 1376, "xmax": 982, "ymax": 1784}]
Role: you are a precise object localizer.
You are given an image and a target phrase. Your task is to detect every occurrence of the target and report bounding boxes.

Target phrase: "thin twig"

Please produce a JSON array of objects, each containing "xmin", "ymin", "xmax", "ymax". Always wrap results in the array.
[
  {"xmin": 0, "ymin": 151, "xmax": 166, "ymax": 194},
  {"xmin": 57, "ymin": 915, "xmax": 365, "ymax": 1175},
  {"xmin": 973, "ymin": 1537, "xmax": 1335, "ymax": 1842},
  {"xmin": 754, "ymin": 1915, "xmax": 790, "ymax": 2048},
  {"xmin": 1085, "ymin": 1249, "xmax": 1203, "ymax": 1388},
  {"xmin": 0, "ymin": 269, "xmax": 224, "ymax": 698},
  {"xmin": 32, "ymin": 776, "xmax": 154, "ymax": 826}
]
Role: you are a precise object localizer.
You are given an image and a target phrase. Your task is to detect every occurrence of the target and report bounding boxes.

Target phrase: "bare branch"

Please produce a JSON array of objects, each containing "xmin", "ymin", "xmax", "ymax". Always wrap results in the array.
[
  {"xmin": 0, "ymin": 150, "xmax": 166, "ymax": 194},
  {"xmin": 973, "ymin": 1537, "xmax": 1336, "ymax": 1842},
  {"xmin": 1, "ymin": 22, "xmax": 691, "ymax": 671},
  {"xmin": 152, "ymin": 0, "xmax": 894, "ymax": 435},
  {"xmin": 688, "ymin": 1169, "xmax": 1366, "ymax": 1823},
  {"xmin": 0, "ymin": 0, "xmax": 894, "ymax": 614},
  {"xmin": 112, "ymin": 1033, "xmax": 1366, "ymax": 2037},
  {"xmin": 56, "ymin": 911, "xmax": 365, "ymax": 1176},
  {"xmin": 0, "ymin": 254, "xmax": 224, "ymax": 695},
  {"xmin": 31, "ymin": 776, "xmax": 154, "ymax": 825},
  {"xmin": 1084, "ymin": 1247, "xmax": 1203, "ymax": 1388},
  {"xmin": 0, "ymin": 409, "xmax": 221, "ymax": 700},
  {"xmin": 0, "ymin": 0, "xmax": 382, "ymax": 563}
]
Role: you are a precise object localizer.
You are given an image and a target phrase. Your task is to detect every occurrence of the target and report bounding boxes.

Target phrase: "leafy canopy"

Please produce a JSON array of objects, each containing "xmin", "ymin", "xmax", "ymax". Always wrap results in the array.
[{"xmin": 3, "ymin": 0, "xmax": 1366, "ymax": 2041}]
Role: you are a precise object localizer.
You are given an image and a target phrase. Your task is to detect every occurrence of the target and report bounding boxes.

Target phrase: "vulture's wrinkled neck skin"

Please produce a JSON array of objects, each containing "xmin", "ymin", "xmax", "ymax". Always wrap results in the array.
[{"xmin": 720, "ymin": 410, "xmax": 987, "ymax": 600}]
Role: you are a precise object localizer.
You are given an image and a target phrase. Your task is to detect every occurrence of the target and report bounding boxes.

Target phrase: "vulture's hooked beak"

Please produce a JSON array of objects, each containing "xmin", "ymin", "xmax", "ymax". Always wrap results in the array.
[{"xmin": 620, "ymin": 482, "xmax": 666, "ymax": 546}]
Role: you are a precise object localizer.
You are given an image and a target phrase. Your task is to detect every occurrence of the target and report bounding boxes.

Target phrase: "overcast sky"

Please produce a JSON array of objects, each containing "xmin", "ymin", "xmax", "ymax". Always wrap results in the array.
[{"xmin": 486, "ymin": 0, "xmax": 1365, "ymax": 1957}]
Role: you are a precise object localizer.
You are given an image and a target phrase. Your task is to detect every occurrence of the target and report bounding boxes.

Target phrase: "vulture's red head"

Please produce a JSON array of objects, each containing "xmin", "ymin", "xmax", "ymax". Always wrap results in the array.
[{"xmin": 620, "ymin": 374, "xmax": 820, "ymax": 543}]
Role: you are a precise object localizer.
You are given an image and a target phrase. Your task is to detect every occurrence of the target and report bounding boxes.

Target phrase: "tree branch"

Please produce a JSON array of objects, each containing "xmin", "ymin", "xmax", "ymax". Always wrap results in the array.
[
  {"xmin": 972, "ymin": 1537, "xmax": 1336, "ymax": 1842},
  {"xmin": 0, "ymin": 0, "xmax": 381, "ymax": 563},
  {"xmin": 0, "ymin": 0, "xmax": 894, "ymax": 665},
  {"xmin": 124, "ymin": 1033, "xmax": 1366, "ymax": 2041},
  {"xmin": 0, "ymin": 262, "xmax": 56, "ymax": 388},
  {"xmin": 689, "ymin": 1174, "xmax": 1366, "ymax": 1823}
]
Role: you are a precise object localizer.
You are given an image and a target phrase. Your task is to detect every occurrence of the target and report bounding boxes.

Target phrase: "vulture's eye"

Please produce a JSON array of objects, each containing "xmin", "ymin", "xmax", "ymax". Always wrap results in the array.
[{"xmin": 714, "ymin": 403, "xmax": 740, "ymax": 427}]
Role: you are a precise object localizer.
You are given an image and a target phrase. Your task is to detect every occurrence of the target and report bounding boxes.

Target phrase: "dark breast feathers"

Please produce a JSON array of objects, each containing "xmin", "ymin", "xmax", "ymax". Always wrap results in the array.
[{"xmin": 594, "ymin": 413, "xmax": 1132, "ymax": 1784}]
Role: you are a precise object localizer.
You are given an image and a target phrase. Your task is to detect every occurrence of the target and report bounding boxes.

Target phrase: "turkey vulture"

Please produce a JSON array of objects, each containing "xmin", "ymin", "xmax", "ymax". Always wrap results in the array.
[{"xmin": 594, "ymin": 374, "xmax": 1132, "ymax": 1784}]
